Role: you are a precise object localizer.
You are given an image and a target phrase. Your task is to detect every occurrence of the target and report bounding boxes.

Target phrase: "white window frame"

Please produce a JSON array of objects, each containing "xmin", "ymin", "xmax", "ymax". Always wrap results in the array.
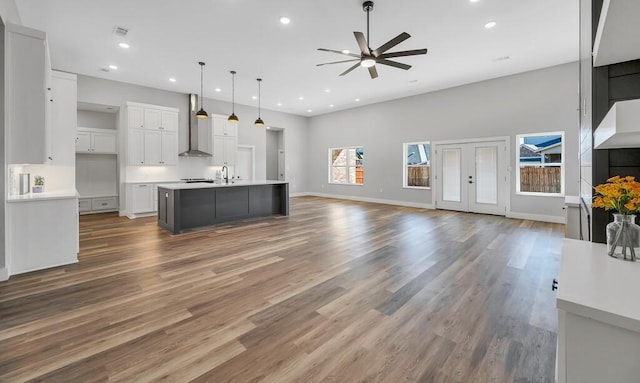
[
  {"xmin": 516, "ymin": 131, "xmax": 565, "ymax": 196},
  {"xmin": 328, "ymin": 146, "xmax": 364, "ymax": 186},
  {"xmin": 403, "ymin": 141, "xmax": 431, "ymax": 189}
]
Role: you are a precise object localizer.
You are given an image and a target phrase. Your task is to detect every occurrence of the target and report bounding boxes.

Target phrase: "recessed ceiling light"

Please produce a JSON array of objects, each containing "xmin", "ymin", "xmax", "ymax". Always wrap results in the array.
[
  {"xmin": 329, "ymin": 104, "xmax": 334, "ymax": 108},
  {"xmin": 325, "ymin": 89, "xmax": 331, "ymax": 93},
  {"xmin": 409, "ymin": 79, "xmax": 418, "ymax": 83},
  {"xmin": 469, "ymin": 0, "xmax": 480, "ymax": 3},
  {"xmin": 118, "ymin": 42, "xmax": 130, "ymax": 49},
  {"xmin": 252, "ymin": 96, "xmax": 257, "ymax": 100},
  {"xmin": 280, "ymin": 16, "xmax": 291, "ymax": 25},
  {"xmin": 298, "ymin": 96, "xmax": 304, "ymax": 100},
  {"xmin": 266, "ymin": 126, "xmax": 271, "ymax": 130},
  {"xmin": 355, "ymin": 98, "xmax": 360, "ymax": 102},
  {"xmin": 277, "ymin": 102, "xmax": 283, "ymax": 106},
  {"xmin": 169, "ymin": 77, "xmax": 177, "ymax": 82},
  {"xmin": 342, "ymin": 50, "xmax": 350, "ymax": 54},
  {"xmin": 307, "ymin": 109, "xmax": 313, "ymax": 113},
  {"xmin": 484, "ymin": 21, "xmax": 497, "ymax": 29},
  {"xmin": 108, "ymin": 64, "xmax": 118, "ymax": 70},
  {"xmin": 215, "ymin": 88, "xmax": 221, "ymax": 92}
]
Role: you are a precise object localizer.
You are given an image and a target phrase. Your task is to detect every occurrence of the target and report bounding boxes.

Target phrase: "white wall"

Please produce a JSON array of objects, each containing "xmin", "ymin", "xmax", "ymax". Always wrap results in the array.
[
  {"xmin": 76, "ymin": 75, "xmax": 310, "ymax": 196},
  {"xmin": 0, "ymin": 0, "xmax": 21, "ymax": 25},
  {"xmin": 307, "ymin": 62, "xmax": 579, "ymax": 221},
  {"xmin": 77, "ymin": 110, "xmax": 117, "ymax": 130}
]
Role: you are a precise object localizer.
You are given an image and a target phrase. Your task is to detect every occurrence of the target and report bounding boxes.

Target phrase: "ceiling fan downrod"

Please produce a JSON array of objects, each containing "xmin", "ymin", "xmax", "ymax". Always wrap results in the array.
[{"xmin": 363, "ymin": 1, "xmax": 374, "ymax": 47}]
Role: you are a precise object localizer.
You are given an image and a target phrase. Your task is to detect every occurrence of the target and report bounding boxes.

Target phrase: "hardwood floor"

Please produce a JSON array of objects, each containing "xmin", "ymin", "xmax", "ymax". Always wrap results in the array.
[{"xmin": 0, "ymin": 196, "xmax": 563, "ymax": 382}]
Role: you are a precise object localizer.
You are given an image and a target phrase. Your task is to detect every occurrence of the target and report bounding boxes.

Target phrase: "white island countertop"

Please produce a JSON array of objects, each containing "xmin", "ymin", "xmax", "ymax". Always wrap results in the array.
[
  {"xmin": 157, "ymin": 180, "xmax": 288, "ymax": 190},
  {"xmin": 558, "ymin": 238, "xmax": 640, "ymax": 333}
]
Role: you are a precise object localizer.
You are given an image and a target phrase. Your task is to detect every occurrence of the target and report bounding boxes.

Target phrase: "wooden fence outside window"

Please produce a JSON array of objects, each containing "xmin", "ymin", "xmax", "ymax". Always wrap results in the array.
[{"xmin": 520, "ymin": 166, "xmax": 561, "ymax": 193}]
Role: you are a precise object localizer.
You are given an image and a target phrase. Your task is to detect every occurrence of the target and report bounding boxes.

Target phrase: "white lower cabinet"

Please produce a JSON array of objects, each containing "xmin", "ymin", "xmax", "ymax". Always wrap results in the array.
[
  {"xmin": 556, "ymin": 239, "xmax": 640, "ymax": 383},
  {"xmin": 131, "ymin": 183, "xmax": 155, "ymax": 214},
  {"xmin": 8, "ymin": 197, "xmax": 78, "ymax": 275},
  {"xmin": 78, "ymin": 196, "xmax": 118, "ymax": 214}
]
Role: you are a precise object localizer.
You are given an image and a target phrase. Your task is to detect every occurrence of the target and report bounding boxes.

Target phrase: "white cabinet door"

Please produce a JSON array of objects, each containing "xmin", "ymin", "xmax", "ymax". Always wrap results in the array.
[
  {"xmin": 144, "ymin": 109, "xmax": 162, "ymax": 130},
  {"xmin": 223, "ymin": 136, "xmax": 237, "ymax": 165},
  {"xmin": 226, "ymin": 122, "xmax": 238, "ymax": 137},
  {"xmin": 128, "ymin": 129, "xmax": 145, "ymax": 165},
  {"xmin": 212, "ymin": 136, "xmax": 225, "ymax": 165},
  {"xmin": 212, "ymin": 117, "xmax": 226, "ymax": 136},
  {"xmin": 92, "ymin": 132, "xmax": 117, "ymax": 154},
  {"xmin": 128, "ymin": 106, "xmax": 144, "ymax": 129},
  {"xmin": 7, "ymin": 25, "xmax": 48, "ymax": 164},
  {"xmin": 76, "ymin": 132, "xmax": 91, "ymax": 153},
  {"xmin": 161, "ymin": 111, "xmax": 178, "ymax": 131},
  {"xmin": 50, "ymin": 72, "xmax": 77, "ymax": 165},
  {"xmin": 132, "ymin": 184, "xmax": 154, "ymax": 213},
  {"xmin": 144, "ymin": 130, "xmax": 162, "ymax": 165},
  {"xmin": 161, "ymin": 131, "xmax": 178, "ymax": 165}
]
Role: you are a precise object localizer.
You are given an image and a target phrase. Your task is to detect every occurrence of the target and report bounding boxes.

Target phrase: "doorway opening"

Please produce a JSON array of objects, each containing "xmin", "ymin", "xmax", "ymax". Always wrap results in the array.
[
  {"xmin": 266, "ymin": 128, "xmax": 285, "ymax": 180},
  {"xmin": 434, "ymin": 137, "xmax": 509, "ymax": 216},
  {"xmin": 236, "ymin": 145, "xmax": 255, "ymax": 182}
]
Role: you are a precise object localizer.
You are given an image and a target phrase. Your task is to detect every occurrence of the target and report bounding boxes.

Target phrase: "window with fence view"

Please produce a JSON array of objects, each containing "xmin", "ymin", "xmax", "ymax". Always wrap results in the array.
[
  {"xmin": 517, "ymin": 132, "xmax": 564, "ymax": 195},
  {"xmin": 329, "ymin": 147, "xmax": 364, "ymax": 185},
  {"xmin": 404, "ymin": 142, "xmax": 430, "ymax": 188}
]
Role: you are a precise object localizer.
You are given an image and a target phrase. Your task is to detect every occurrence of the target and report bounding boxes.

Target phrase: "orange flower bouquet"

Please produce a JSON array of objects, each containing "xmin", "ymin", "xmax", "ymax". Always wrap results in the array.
[
  {"xmin": 593, "ymin": 176, "xmax": 640, "ymax": 214},
  {"xmin": 593, "ymin": 176, "xmax": 640, "ymax": 261}
]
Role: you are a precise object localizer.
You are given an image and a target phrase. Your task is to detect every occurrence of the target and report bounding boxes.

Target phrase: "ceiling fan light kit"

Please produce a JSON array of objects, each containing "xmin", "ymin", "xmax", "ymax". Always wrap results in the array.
[
  {"xmin": 196, "ymin": 61, "xmax": 208, "ymax": 119},
  {"xmin": 228, "ymin": 70, "xmax": 239, "ymax": 123},
  {"xmin": 317, "ymin": 1, "xmax": 428, "ymax": 79}
]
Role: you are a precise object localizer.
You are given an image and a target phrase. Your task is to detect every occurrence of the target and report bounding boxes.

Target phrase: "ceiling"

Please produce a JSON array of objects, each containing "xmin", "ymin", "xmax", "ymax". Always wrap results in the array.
[{"xmin": 15, "ymin": 0, "xmax": 579, "ymax": 117}]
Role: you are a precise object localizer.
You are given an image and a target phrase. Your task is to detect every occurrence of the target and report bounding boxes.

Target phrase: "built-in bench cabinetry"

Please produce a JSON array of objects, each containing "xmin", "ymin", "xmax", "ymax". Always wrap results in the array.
[
  {"xmin": 126, "ymin": 102, "xmax": 179, "ymax": 166},
  {"xmin": 76, "ymin": 127, "xmax": 117, "ymax": 154},
  {"xmin": 79, "ymin": 196, "xmax": 118, "ymax": 214}
]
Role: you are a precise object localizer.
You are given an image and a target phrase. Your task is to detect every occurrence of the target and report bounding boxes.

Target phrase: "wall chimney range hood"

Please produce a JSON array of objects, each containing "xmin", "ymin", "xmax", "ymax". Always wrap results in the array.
[{"xmin": 179, "ymin": 94, "xmax": 212, "ymax": 157}]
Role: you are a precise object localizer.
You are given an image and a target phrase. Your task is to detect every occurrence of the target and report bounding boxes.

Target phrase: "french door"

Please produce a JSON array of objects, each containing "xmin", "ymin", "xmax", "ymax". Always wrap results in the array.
[{"xmin": 435, "ymin": 140, "xmax": 507, "ymax": 215}]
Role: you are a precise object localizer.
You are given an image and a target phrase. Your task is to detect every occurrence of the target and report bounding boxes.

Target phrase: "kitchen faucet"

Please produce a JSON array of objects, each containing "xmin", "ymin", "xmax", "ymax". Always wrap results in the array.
[{"xmin": 221, "ymin": 165, "xmax": 229, "ymax": 184}]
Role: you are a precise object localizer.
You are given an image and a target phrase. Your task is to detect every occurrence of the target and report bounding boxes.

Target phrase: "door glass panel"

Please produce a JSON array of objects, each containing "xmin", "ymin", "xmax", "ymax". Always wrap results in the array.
[
  {"xmin": 475, "ymin": 146, "xmax": 498, "ymax": 204},
  {"xmin": 442, "ymin": 148, "xmax": 461, "ymax": 202}
]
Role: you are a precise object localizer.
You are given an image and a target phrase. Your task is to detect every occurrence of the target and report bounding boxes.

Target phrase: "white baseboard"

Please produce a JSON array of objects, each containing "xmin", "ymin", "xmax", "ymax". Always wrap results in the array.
[
  {"xmin": 126, "ymin": 212, "xmax": 158, "ymax": 219},
  {"xmin": 506, "ymin": 211, "xmax": 566, "ymax": 224},
  {"xmin": 10, "ymin": 259, "xmax": 78, "ymax": 277},
  {"xmin": 290, "ymin": 192, "xmax": 311, "ymax": 197},
  {"xmin": 0, "ymin": 268, "xmax": 8, "ymax": 281},
  {"xmin": 304, "ymin": 192, "xmax": 435, "ymax": 210}
]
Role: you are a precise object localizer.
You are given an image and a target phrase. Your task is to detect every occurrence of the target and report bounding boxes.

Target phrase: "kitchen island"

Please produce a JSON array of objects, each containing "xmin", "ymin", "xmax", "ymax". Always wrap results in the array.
[{"xmin": 157, "ymin": 181, "xmax": 289, "ymax": 234}]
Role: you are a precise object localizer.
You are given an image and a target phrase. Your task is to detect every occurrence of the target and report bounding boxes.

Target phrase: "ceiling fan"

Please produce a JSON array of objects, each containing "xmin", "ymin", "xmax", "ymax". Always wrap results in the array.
[{"xmin": 317, "ymin": 1, "xmax": 428, "ymax": 79}]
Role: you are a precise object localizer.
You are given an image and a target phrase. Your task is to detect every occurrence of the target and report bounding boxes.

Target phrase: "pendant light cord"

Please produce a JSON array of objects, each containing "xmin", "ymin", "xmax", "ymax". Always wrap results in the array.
[
  {"xmin": 200, "ymin": 64, "xmax": 204, "ymax": 108},
  {"xmin": 258, "ymin": 79, "xmax": 261, "ymax": 118},
  {"xmin": 231, "ymin": 71, "xmax": 236, "ymax": 114}
]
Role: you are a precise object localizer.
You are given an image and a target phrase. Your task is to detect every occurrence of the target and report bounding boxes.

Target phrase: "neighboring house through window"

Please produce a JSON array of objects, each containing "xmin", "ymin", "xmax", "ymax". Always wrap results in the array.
[
  {"xmin": 403, "ymin": 142, "xmax": 430, "ymax": 188},
  {"xmin": 516, "ymin": 132, "xmax": 564, "ymax": 195},
  {"xmin": 329, "ymin": 147, "xmax": 364, "ymax": 185}
]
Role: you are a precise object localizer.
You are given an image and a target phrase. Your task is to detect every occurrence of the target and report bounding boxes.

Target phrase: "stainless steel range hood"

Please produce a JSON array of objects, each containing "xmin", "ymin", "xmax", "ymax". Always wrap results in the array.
[{"xmin": 179, "ymin": 94, "xmax": 212, "ymax": 157}]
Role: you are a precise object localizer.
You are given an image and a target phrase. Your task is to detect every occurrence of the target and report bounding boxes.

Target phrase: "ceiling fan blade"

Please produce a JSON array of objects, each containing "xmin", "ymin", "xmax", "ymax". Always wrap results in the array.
[
  {"xmin": 317, "ymin": 48, "xmax": 361, "ymax": 58},
  {"xmin": 317, "ymin": 59, "xmax": 361, "ymax": 67},
  {"xmin": 368, "ymin": 66, "xmax": 378, "ymax": 79},
  {"xmin": 377, "ymin": 59, "xmax": 412, "ymax": 70},
  {"xmin": 354, "ymin": 32, "xmax": 370, "ymax": 55},
  {"xmin": 372, "ymin": 32, "xmax": 411, "ymax": 56},
  {"xmin": 340, "ymin": 62, "xmax": 361, "ymax": 76},
  {"xmin": 379, "ymin": 49, "xmax": 428, "ymax": 59}
]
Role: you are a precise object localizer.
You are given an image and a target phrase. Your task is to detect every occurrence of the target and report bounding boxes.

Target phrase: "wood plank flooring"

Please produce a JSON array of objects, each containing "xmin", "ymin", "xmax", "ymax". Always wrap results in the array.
[{"xmin": 0, "ymin": 196, "xmax": 563, "ymax": 382}]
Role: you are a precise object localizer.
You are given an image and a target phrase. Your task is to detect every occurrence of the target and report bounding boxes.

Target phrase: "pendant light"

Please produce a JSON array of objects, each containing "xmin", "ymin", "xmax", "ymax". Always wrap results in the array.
[
  {"xmin": 228, "ymin": 70, "xmax": 239, "ymax": 123},
  {"xmin": 196, "ymin": 62, "xmax": 208, "ymax": 119},
  {"xmin": 254, "ymin": 78, "xmax": 264, "ymax": 126}
]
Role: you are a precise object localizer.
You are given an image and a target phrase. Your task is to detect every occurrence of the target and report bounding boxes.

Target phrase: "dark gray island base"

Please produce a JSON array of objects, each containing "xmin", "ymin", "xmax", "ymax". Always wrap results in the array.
[{"xmin": 157, "ymin": 181, "xmax": 289, "ymax": 234}]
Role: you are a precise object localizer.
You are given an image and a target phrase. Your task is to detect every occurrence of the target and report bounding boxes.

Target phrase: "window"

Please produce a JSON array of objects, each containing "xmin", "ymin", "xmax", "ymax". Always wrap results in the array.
[
  {"xmin": 329, "ymin": 147, "xmax": 364, "ymax": 185},
  {"xmin": 403, "ymin": 142, "xmax": 430, "ymax": 188},
  {"xmin": 516, "ymin": 132, "xmax": 564, "ymax": 195}
]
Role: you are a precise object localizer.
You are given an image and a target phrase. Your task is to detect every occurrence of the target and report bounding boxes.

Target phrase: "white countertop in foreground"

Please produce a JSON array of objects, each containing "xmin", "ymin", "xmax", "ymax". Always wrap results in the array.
[
  {"xmin": 7, "ymin": 189, "xmax": 78, "ymax": 202},
  {"xmin": 558, "ymin": 239, "xmax": 640, "ymax": 333},
  {"xmin": 157, "ymin": 180, "xmax": 288, "ymax": 190}
]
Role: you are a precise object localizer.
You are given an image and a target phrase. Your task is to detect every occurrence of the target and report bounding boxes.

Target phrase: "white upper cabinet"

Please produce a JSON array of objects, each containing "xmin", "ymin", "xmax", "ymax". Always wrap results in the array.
[
  {"xmin": 49, "ymin": 71, "xmax": 77, "ymax": 166},
  {"xmin": 5, "ymin": 23, "xmax": 49, "ymax": 164},
  {"xmin": 210, "ymin": 116, "xmax": 237, "ymax": 166},
  {"xmin": 212, "ymin": 117, "xmax": 237, "ymax": 137},
  {"xmin": 126, "ymin": 102, "xmax": 179, "ymax": 166},
  {"xmin": 76, "ymin": 127, "xmax": 117, "ymax": 154}
]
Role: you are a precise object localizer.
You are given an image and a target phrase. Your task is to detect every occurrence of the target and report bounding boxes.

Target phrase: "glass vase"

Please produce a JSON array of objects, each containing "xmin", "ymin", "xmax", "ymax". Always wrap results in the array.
[{"xmin": 606, "ymin": 214, "xmax": 640, "ymax": 262}]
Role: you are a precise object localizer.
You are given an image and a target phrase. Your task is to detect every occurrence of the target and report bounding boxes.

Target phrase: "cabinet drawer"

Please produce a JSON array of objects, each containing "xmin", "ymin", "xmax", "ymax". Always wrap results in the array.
[
  {"xmin": 78, "ymin": 199, "xmax": 91, "ymax": 212},
  {"xmin": 92, "ymin": 197, "xmax": 118, "ymax": 211}
]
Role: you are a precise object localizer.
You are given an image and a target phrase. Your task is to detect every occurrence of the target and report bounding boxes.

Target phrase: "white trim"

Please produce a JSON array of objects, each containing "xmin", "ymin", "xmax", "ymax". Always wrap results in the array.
[
  {"xmin": 125, "ymin": 101, "xmax": 179, "ymax": 113},
  {"xmin": 402, "ymin": 141, "xmax": 431, "ymax": 189},
  {"xmin": 432, "ymin": 135, "xmax": 511, "ymax": 146},
  {"xmin": 290, "ymin": 192, "xmax": 312, "ymax": 197},
  {"xmin": 506, "ymin": 211, "xmax": 566, "ymax": 224},
  {"xmin": 306, "ymin": 192, "xmax": 435, "ymax": 210},
  {"xmin": 328, "ymin": 146, "xmax": 364, "ymax": 185},
  {"xmin": 0, "ymin": 268, "xmax": 8, "ymax": 282},
  {"xmin": 9, "ymin": 259, "xmax": 79, "ymax": 277},
  {"xmin": 127, "ymin": 212, "xmax": 158, "ymax": 219},
  {"xmin": 516, "ymin": 131, "xmax": 565, "ymax": 196}
]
